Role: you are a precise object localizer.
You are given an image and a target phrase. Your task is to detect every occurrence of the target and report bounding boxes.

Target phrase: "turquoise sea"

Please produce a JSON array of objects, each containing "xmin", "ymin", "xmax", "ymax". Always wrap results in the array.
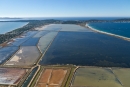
[
  {"xmin": 0, "ymin": 22, "xmax": 28, "ymax": 34},
  {"xmin": 88, "ymin": 23, "xmax": 130, "ymax": 38}
]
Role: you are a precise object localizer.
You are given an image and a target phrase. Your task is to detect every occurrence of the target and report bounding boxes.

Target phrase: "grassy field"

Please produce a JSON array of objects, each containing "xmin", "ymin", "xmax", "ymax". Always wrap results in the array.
[
  {"xmin": 112, "ymin": 68, "xmax": 130, "ymax": 87},
  {"xmin": 72, "ymin": 67, "xmax": 123, "ymax": 87}
]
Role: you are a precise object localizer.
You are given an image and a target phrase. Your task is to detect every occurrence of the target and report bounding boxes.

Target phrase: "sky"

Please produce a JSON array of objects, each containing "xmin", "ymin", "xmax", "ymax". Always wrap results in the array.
[{"xmin": 0, "ymin": 0, "xmax": 130, "ymax": 17}]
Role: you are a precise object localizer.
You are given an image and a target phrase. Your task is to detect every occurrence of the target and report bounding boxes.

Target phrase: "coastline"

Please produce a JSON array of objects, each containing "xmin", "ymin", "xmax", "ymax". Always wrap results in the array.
[
  {"xmin": 86, "ymin": 24, "xmax": 130, "ymax": 42},
  {"xmin": 0, "ymin": 22, "xmax": 29, "ymax": 34},
  {"xmin": 0, "ymin": 22, "xmax": 29, "ymax": 47}
]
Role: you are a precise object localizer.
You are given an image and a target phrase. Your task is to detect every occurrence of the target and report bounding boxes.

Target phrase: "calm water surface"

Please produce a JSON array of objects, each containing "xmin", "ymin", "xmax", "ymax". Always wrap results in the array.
[
  {"xmin": 40, "ymin": 32, "xmax": 130, "ymax": 67},
  {"xmin": 0, "ymin": 22, "xmax": 28, "ymax": 34},
  {"xmin": 89, "ymin": 23, "xmax": 130, "ymax": 38}
]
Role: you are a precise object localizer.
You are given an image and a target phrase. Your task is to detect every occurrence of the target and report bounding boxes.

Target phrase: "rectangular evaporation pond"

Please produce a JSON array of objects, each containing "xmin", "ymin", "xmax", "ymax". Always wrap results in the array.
[
  {"xmin": 49, "ymin": 69, "xmax": 67, "ymax": 85},
  {"xmin": 9, "ymin": 31, "xmax": 39, "ymax": 46},
  {"xmin": 0, "ymin": 46, "xmax": 19, "ymax": 64},
  {"xmin": 21, "ymin": 37, "xmax": 40, "ymax": 46},
  {"xmin": 33, "ymin": 31, "xmax": 49, "ymax": 38},
  {"xmin": 36, "ymin": 69, "xmax": 67, "ymax": 87},
  {"xmin": 36, "ymin": 69, "xmax": 52, "ymax": 87},
  {"xmin": 0, "ymin": 68, "xmax": 28, "ymax": 85},
  {"xmin": 35, "ymin": 24, "xmax": 52, "ymax": 30},
  {"xmin": 43, "ymin": 24, "xmax": 62, "ymax": 31},
  {"xmin": 72, "ymin": 67, "xmax": 122, "ymax": 87},
  {"xmin": 59, "ymin": 24, "xmax": 92, "ymax": 32},
  {"xmin": 5, "ymin": 46, "xmax": 41, "ymax": 66},
  {"xmin": 112, "ymin": 68, "xmax": 130, "ymax": 87},
  {"xmin": 38, "ymin": 32, "xmax": 58, "ymax": 53},
  {"xmin": 39, "ymin": 32, "xmax": 130, "ymax": 67}
]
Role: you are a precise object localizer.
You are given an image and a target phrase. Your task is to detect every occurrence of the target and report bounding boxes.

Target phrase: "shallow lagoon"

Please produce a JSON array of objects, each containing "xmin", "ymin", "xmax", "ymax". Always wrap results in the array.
[
  {"xmin": 38, "ymin": 32, "xmax": 58, "ymax": 53},
  {"xmin": 72, "ymin": 67, "xmax": 122, "ymax": 87},
  {"xmin": 42, "ymin": 24, "xmax": 92, "ymax": 32},
  {"xmin": 40, "ymin": 32, "xmax": 130, "ymax": 67},
  {"xmin": 0, "ymin": 46, "xmax": 19, "ymax": 64},
  {"xmin": 5, "ymin": 46, "xmax": 41, "ymax": 66},
  {"xmin": 33, "ymin": 31, "xmax": 49, "ymax": 38},
  {"xmin": 59, "ymin": 24, "xmax": 92, "ymax": 32},
  {"xmin": 10, "ymin": 31, "xmax": 38, "ymax": 46},
  {"xmin": 21, "ymin": 37, "xmax": 40, "ymax": 46},
  {"xmin": 112, "ymin": 68, "xmax": 130, "ymax": 87},
  {"xmin": 41, "ymin": 24, "xmax": 62, "ymax": 31}
]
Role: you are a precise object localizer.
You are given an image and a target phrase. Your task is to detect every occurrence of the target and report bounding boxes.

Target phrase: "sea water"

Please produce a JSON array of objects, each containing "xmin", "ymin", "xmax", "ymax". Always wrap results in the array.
[
  {"xmin": 0, "ymin": 22, "xmax": 28, "ymax": 34},
  {"xmin": 88, "ymin": 22, "xmax": 130, "ymax": 38}
]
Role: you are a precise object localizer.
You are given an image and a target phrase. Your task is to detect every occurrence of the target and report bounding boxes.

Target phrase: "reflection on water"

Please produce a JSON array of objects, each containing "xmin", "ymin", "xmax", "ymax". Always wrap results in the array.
[
  {"xmin": 33, "ymin": 31, "xmax": 49, "ymax": 37},
  {"xmin": 21, "ymin": 37, "xmax": 40, "ymax": 46},
  {"xmin": 21, "ymin": 66, "xmax": 38, "ymax": 87},
  {"xmin": 10, "ymin": 31, "xmax": 38, "ymax": 46},
  {"xmin": 38, "ymin": 32, "xmax": 58, "ymax": 53},
  {"xmin": 0, "ymin": 47, "xmax": 19, "ymax": 64},
  {"xmin": 5, "ymin": 46, "xmax": 41, "ymax": 66},
  {"xmin": 40, "ymin": 32, "xmax": 130, "ymax": 67}
]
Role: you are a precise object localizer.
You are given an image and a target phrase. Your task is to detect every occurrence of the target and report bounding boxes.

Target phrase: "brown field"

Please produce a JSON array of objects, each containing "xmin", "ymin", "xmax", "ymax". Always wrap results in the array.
[
  {"xmin": 36, "ymin": 68, "xmax": 67, "ymax": 87},
  {"xmin": 38, "ymin": 69, "xmax": 52, "ymax": 83},
  {"xmin": 49, "ymin": 69, "xmax": 67, "ymax": 85},
  {"xmin": 0, "ymin": 68, "xmax": 27, "ymax": 85}
]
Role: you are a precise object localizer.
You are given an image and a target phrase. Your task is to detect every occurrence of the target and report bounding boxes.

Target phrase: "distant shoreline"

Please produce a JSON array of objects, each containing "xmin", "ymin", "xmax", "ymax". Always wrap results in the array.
[
  {"xmin": 0, "ymin": 22, "xmax": 29, "ymax": 34},
  {"xmin": 85, "ymin": 24, "xmax": 130, "ymax": 42}
]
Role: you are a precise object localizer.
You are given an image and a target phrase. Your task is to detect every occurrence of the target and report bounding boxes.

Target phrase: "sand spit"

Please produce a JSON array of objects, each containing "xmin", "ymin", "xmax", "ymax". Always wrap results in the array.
[{"xmin": 86, "ymin": 24, "xmax": 130, "ymax": 41}]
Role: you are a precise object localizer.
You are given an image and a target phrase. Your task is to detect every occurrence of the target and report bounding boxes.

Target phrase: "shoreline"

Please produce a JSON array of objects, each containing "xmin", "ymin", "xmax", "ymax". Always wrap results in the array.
[
  {"xmin": 86, "ymin": 24, "xmax": 130, "ymax": 42},
  {"xmin": 0, "ymin": 23, "xmax": 29, "ymax": 47},
  {"xmin": 0, "ymin": 22, "xmax": 29, "ymax": 34}
]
